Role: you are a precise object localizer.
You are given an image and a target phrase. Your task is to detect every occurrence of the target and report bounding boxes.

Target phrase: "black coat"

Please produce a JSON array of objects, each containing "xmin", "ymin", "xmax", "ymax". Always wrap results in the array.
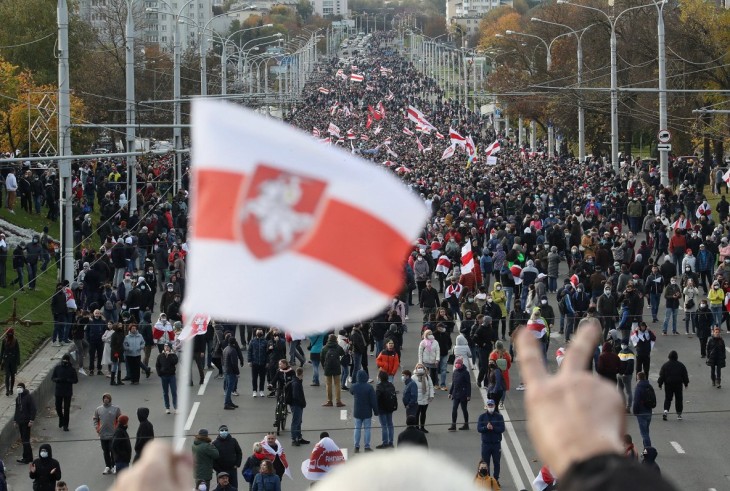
[
  {"xmin": 155, "ymin": 351, "xmax": 178, "ymax": 376},
  {"xmin": 287, "ymin": 377, "xmax": 306, "ymax": 408},
  {"xmin": 51, "ymin": 362, "xmax": 78, "ymax": 397},
  {"xmin": 657, "ymin": 359, "xmax": 689, "ymax": 388},
  {"xmin": 112, "ymin": 425, "xmax": 132, "ymax": 464},
  {"xmin": 707, "ymin": 337, "xmax": 726, "ymax": 367},
  {"xmin": 14, "ymin": 391, "xmax": 36, "ymax": 423},
  {"xmin": 134, "ymin": 407, "xmax": 154, "ymax": 462},
  {"xmin": 29, "ymin": 444, "xmax": 61, "ymax": 491},
  {"xmin": 397, "ymin": 426, "xmax": 429, "ymax": 448},
  {"xmin": 213, "ymin": 435, "xmax": 243, "ymax": 471}
]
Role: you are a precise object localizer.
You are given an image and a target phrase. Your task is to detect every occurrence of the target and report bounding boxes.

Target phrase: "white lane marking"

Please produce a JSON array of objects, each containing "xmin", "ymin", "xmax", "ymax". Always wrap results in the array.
[
  {"xmin": 670, "ymin": 441, "xmax": 685, "ymax": 454},
  {"xmin": 471, "ymin": 365, "xmax": 527, "ymax": 490},
  {"xmin": 184, "ymin": 401, "xmax": 200, "ymax": 431},
  {"xmin": 708, "ymin": 488, "xmax": 717, "ymax": 491},
  {"xmin": 725, "ymin": 347, "xmax": 730, "ymax": 354},
  {"xmin": 340, "ymin": 409, "xmax": 348, "ymax": 420},
  {"xmin": 501, "ymin": 404, "xmax": 538, "ymax": 481},
  {"xmin": 198, "ymin": 370, "xmax": 213, "ymax": 396}
]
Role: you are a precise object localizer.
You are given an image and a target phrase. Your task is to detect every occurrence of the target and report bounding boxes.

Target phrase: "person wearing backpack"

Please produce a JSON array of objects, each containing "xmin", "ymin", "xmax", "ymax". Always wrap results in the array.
[
  {"xmin": 320, "ymin": 334, "xmax": 345, "ymax": 408},
  {"xmin": 375, "ymin": 370, "xmax": 397, "ymax": 448},
  {"xmin": 632, "ymin": 371, "xmax": 655, "ymax": 448}
]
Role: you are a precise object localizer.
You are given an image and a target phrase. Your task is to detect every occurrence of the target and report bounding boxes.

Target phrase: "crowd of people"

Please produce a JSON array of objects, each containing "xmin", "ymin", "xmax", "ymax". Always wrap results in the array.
[{"xmin": 4, "ymin": 27, "xmax": 723, "ymax": 491}]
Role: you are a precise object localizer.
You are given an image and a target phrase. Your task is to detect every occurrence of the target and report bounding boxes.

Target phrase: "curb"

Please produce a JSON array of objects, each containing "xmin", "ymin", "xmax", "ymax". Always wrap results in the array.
[{"xmin": 0, "ymin": 339, "xmax": 72, "ymax": 457}]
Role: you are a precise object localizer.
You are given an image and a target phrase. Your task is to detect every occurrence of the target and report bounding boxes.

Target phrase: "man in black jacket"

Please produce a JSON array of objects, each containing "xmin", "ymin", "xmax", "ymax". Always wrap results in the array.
[
  {"xmin": 473, "ymin": 315, "xmax": 498, "ymax": 387},
  {"xmin": 657, "ymin": 350, "xmax": 689, "ymax": 420},
  {"xmin": 14, "ymin": 382, "xmax": 36, "ymax": 463},
  {"xmin": 112, "ymin": 414, "xmax": 132, "ymax": 473},
  {"xmin": 419, "ymin": 279, "xmax": 440, "ymax": 322},
  {"xmin": 51, "ymin": 283, "xmax": 68, "ymax": 346},
  {"xmin": 51, "ymin": 354, "xmax": 78, "ymax": 431},
  {"xmin": 134, "ymin": 407, "xmax": 154, "ymax": 462},
  {"xmin": 213, "ymin": 424, "xmax": 243, "ymax": 489},
  {"xmin": 288, "ymin": 367, "xmax": 309, "ymax": 448},
  {"xmin": 222, "ymin": 338, "xmax": 240, "ymax": 410}
]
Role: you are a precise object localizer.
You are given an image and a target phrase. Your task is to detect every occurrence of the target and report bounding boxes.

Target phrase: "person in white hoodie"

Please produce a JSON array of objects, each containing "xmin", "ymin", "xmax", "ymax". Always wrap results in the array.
[
  {"xmin": 4, "ymin": 168, "xmax": 17, "ymax": 213},
  {"xmin": 453, "ymin": 333, "xmax": 473, "ymax": 371}
]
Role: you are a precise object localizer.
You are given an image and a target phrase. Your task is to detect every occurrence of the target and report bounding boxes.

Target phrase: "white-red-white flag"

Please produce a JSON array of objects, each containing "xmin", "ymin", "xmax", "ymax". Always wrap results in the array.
[
  {"xmin": 484, "ymin": 140, "xmax": 501, "ymax": 156},
  {"xmin": 351, "ymin": 65, "xmax": 358, "ymax": 71},
  {"xmin": 533, "ymin": 466, "xmax": 557, "ymax": 491},
  {"xmin": 465, "ymin": 135, "xmax": 476, "ymax": 158},
  {"xmin": 318, "ymin": 87, "xmax": 330, "ymax": 94},
  {"xmin": 441, "ymin": 144, "xmax": 456, "ymax": 161},
  {"xmin": 406, "ymin": 105, "xmax": 436, "ymax": 131},
  {"xmin": 360, "ymin": 134, "xmax": 369, "ymax": 141},
  {"xmin": 327, "ymin": 122, "xmax": 341, "ymax": 138},
  {"xmin": 461, "ymin": 241, "xmax": 475, "ymax": 274},
  {"xmin": 346, "ymin": 129, "xmax": 356, "ymax": 140},
  {"xmin": 449, "ymin": 127, "xmax": 466, "ymax": 147},
  {"xmin": 318, "ymin": 137, "xmax": 331, "ymax": 144},
  {"xmin": 402, "ymin": 127, "xmax": 414, "ymax": 136},
  {"xmin": 435, "ymin": 131, "xmax": 444, "ymax": 140},
  {"xmin": 312, "ymin": 127, "xmax": 320, "ymax": 138},
  {"xmin": 185, "ymin": 101, "xmax": 429, "ymax": 333},
  {"xmin": 376, "ymin": 102, "xmax": 386, "ymax": 119},
  {"xmin": 385, "ymin": 145, "xmax": 398, "ymax": 158},
  {"xmin": 178, "ymin": 313, "xmax": 210, "ymax": 341},
  {"xmin": 385, "ymin": 91, "xmax": 394, "ymax": 101},
  {"xmin": 374, "ymin": 126, "xmax": 383, "ymax": 135},
  {"xmin": 382, "ymin": 160, "xmax": 395, "ymax": 167},
  {"xmin": 416, "ymin": 137, "xmax": 424, "ymax": 153},
  {"xmin": 350, "ymin": 73, "xmax": 364, "ymax": 82},
  {"xmin": 724, "ymin": 169, "xmax": 730, "ymax": 187},
  {"xmin": 435, "ymin": 254, "xmax": 451, "ymax": 275}
]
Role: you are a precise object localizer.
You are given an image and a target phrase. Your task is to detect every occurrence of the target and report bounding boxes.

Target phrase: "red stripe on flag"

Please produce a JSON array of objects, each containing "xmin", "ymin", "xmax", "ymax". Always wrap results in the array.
[{"xmin": 191, "ymin": 168, "xmax": 408, "ymax": 295}]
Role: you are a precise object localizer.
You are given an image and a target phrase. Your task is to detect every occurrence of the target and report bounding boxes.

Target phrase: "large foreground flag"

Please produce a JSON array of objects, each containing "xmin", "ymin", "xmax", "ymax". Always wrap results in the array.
[{"xmin": 185, "ymin": 101, "xmax": 429, "ymax": 334}]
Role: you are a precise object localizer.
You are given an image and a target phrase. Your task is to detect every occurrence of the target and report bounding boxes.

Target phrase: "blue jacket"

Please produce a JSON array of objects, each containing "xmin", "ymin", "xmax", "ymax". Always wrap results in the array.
[
  {"xmin": 350, "ymin": 370, "xmax": 378, "ymax": 419},
  {"xmin": 308, "ymin": 333, "xmax": 326, "ymax": 355},
  {"xmin": 449, "ymin": 365, "xmax": 471, "ymax": 400},
  {"xmin": 252, "ymin": 472, "xmax": 281, "ymax": 491},
  {"xmin": 402, "ymin": 377, "xmax": 418, "ymax": 407},
  {"xmin": 477, "ymin": 410, "xmax": 505, "ymax": 444},
  {"xmin": 480, "ymin": 254, "xmax": 493, "ymax": 274},
  {"xmin": 86, "ymin": 317, "xmax": 106, "ymax": 344},
  {"xmin": 697, "ymin": 249, "xmax": 712, "ymax": 272},
  {"xmin": 632, "ymin": 380, "xmax": 653, "ymax": 415},
  {"xmin": 247, "ymin": 338, "xmax": 268, "ymax": 366}
]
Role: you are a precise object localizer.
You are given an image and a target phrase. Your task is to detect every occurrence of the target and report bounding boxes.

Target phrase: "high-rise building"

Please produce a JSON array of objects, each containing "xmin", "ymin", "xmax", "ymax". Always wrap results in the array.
[
  {"xmin": 311, "ymin": 0, "xmax": 348, "ymax": 17},
  {"xmin": 446, "ymin": 0, "xmax": 513, "ymax": 24}
]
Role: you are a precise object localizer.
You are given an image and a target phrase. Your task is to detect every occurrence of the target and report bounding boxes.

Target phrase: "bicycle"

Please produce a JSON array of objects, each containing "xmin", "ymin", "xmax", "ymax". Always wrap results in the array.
[{"xmin": 273, "ymin": 385, "xmax": 289, "ymax": 436}]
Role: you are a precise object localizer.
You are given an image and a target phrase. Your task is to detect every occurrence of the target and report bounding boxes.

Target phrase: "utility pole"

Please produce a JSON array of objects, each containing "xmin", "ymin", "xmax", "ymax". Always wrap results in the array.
[
  {"xmin": 57, "ymin": 0, "xmax": 74, "ymax": 284},
  {"xmin": 656, "ymin": 0, "xmax": 669, "ymax": 187},
  {"xmin": 173, "ymin": 10, "xmax": 182, "ymax": 193},
  {"xmin": 126, "ymin": 0, "xmax": 138, "ymax": 215}
]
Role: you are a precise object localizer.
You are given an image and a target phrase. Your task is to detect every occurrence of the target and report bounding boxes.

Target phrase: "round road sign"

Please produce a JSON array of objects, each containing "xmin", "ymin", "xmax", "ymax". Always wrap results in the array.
[{"xmin": 658, "ymin": 129, "xmax": 671, "ymax": 143}]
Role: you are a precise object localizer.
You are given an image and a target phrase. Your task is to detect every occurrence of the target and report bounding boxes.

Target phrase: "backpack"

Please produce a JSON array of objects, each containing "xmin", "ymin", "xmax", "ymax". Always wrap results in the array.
[
  {"xmin": 495, "ymin": 353, "xmax": 508, "ymax": 371},
  {"xmin": 643, "ymin": 384, "xmax": 657, "ymax": 409},
  {"xmin": 104, "ymin": 292, "xmax": 115, "ymax": 311},
  {"xmin": 382, "ymin": 387, "xmax": 398, "ymax": 412},
  {"xmin": 325, "ymin": 346, "xmax": 341, "ymax": 368}
]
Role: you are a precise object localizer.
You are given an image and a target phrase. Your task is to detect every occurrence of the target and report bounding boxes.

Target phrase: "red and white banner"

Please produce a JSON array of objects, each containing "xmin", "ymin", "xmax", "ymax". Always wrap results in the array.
[
  {"xmin": 374, "ymin": 125, "xmax": 382, "ymax": 136},
  {"xmin": 377, "ymin": 102, "xmax": 386, "ymax": 119},
  {"xmin": 351, "ymin": 65, "xmax": 358, "ymax": 71},
  {"xmin": 385, "ymin": 91, "xmax": 394, "ymax": 101},
  {"xmin": 484, "ymin": 140, "xmax": 501, "ymax": 157},
  {"xmin": 395, "ymin": 165, "xmax": 412, "ymax": 174},
  {"xmin": 724, "ymin": 168, "xmax": 730, "ymax": 187},
  {"xmin": 527, "ymin": 315, "xmax": 547, "ymax": 339},
  {"xmin": 435, "ymin": 131, "xmax": 444, "ymax": 140},
  {"xmin": 346, "ymin": 129, "xmax": 356, "ymax": 140},
  {"xmin": 406, "ymin": 105, "xmax": 436, "ymax": 131},
  {"xmin": 533, "ymin": 466, "xmax": 557, "ymax": 491},
  {"xmin": 441, "ymin": 144, "xmax": 456, "ymax": 161},
  {"xmin": 318, "ymin": 87, "xmax": 330, "ymax": 94},
  {"xmin": 385, "ymin": 145, "xmax": 398, "ymax": 158},
  {"xmin": 335, "ymin": 68, "xmax": 344, "ymax": 78},
  {"xmin": 382, "ymin": 160, "xmax": 395, "ymax": 167},
  {"xmin": 465, "ymin": 135, "xmax": 476, "ymax": 158},
  {"xmin": 177, "ymin": 313, "xmax": 210, "ymax": 341},
  {"xmin": 318, "ymin": 137, "xmax": 331, "ymax": 144},
  {"xmin": 350, "ymin": 73, "xmax": 364, "ymax": 82},
  {"xmin": 360, "ymin": 134, "xmax": 369, "ymax": 141},
  {"xmin": 449, "ymin": 127, "xmax": 466, "ymax": 147},
  {"xmin": 461, "ymin": 241, "xmax": 474, "ymax": 274},
  {"xmin": 186, "ymin": 101, "xmax": 429, "ymax": 333},
  {"xmin": 312, "ymin": 127, "xmax": 320, "ymax": 138},
  {"xmin": 435, "ymin": 254, "xmax": 452, "ymax": 275},
  {"xmin": 327, "ymin": 122, "xmax": 341, "ymax": 138},
  {"xmin": 696, "ymin": 201, "xmax": 711, "ymax": 219},
  {"xmin": 402, "ymin": 127, "xmax": 414, "ymax": 136}
]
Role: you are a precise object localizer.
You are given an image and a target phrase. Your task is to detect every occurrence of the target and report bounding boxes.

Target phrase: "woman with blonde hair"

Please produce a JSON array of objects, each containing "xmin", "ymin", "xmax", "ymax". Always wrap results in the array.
[
  {"xmin": 252, "ymin": 459, "xmax": 280, "ymax": 491},
  {"xmin": 413, "ymin": 362, "xmax": 435, "ymax": 433},
  {"xmin": 242, "ymin": 442, "xmax": 268, "ymax": 490},
  {"xmin": 418, "ymin": 329, "xmax": 440, "ymax": 386}
]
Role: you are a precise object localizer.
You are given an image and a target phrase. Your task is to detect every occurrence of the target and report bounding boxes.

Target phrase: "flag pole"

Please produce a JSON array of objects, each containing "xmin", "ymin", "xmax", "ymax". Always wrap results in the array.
[{"xmin": 174, "ymin": 318, "xmax": 195, "ymax": 452}]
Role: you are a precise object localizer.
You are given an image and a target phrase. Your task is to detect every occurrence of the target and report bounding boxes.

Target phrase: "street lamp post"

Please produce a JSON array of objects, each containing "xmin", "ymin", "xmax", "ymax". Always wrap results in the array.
[
  {"xmin": 656, "ymin": 0, "xmax": 669, "ymax": 187},
  {"xmin": 199, "ymin": 9, "xmax": 253, "ymax": 97},
  {"xmin": 531, "ymin": 19, "xmax": 598, "ymax": 162},
  {"xmin": 557, "ymin": 0, "xmax": 661, "ymax": 172},
  {"xmin": 125, "ymin": 0, "xmax": 137, "ymax": 214},
  {"xmin": 216, "ymin": 24, "xmax": 275, "ymax": 96}
]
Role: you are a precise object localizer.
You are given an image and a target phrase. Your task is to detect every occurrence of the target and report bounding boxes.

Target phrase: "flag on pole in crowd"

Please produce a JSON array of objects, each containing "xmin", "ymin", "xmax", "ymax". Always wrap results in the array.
[
  {"xmin": 329, "ymin": 103, "xmax": 339, "ymax": 116},
  {"xmin": 360, "ymin": 134, "xmax": 369, "ymax": 141},
  {"xmin": 385, "ymin": 145, "xmax": 398, "ymax": 158},
  {"xmin": 350, "ymin": 73, "xmax": 364, "ymax": 82},
  {"xmin": 402, "ymin": 127, "xmax": 414, "ymax": 136},
  {"xmin": 368, "ymin": 105, "xmax": 382, "ymax": 121},
  {"xmin": 406, "ymin": 105, "xmax": 436, "ymax": 131},
  {"xmin": 441, "ymin": 144, "xmax": 456, "ymax": 160},
  {"xmin": 366, "ymin": 113, "xmax": 373, "ymax": 129},
  {"xmin": 415, "ymin": 123, "xmax": 432, "ymax": 134},
  {"xmin": 395, "ymin": 165, "xmax": 412, "ymax": 173},
  {"xmin": 351, "ymin": 65, "xmax": 358, "ymax": 71},
  {"xmin": 416, "ymin": 137, "xmax": 424, "ymax": 154},
  {"xmin": 347, "ymin": 129, "xmax": 356, "ymax": 140},
  {"xmin": 185, "ymin": 100, "xmax": 429, "ymax": 333},
  {"xmin": 327, "ymin": 122, "xmax": 341, "ymax": 138},
  {"xmin": 336, "ymin": 138, "xmax": 345, "ymax": 144},
  {"xmin": 465, "ymin": 135, "xmax": 476, "ymax": 158},
  {"xmin": 377, "ymin": 101, "xmax": 386, "ymax": 119},
  {"xmin": 461, "ymin": 241, "xmax": 475, "ymax": 274},
  {"xmin": 374, "ymin": 125, "xmax": 382, "ymax": 135},
  {"xmin": 449, "ymin": 127, "xmax": 466, "ymax": 147},
  {"xmin": 335, "ymin": 68, "xmax": 344, "ymax": 78},
  {"xmin": 312, "ymin": 127, "xmax": 320, "ymax": 138},
  {"xmin": 724, "ymin": 168, "xmax": 730, "ymax": 187},
  {"xmin": 318, "ymin": 87, "xmax": 330, "ymax": 94},
  {"xmin": 383, "ymin": 137, "xmax": 392, "ymax": 146},
  {"xmin": 382, "ymin": 160, "xmax": 395, "ymax": 167},
  {"xmin": 533, "ymin": 466, "xmax": 557, "ymax": 491},
  {"xmin": 341, "ymin": 105, "xmax": 351, "ymax": 118},
  {"xmin": 435, "ymin": 254, "xmax": 452, "ymax": 275},
  {"xmin": 318, "ymin": 137, "xmax": 331, "ymax": 144},
  {"xmin": 177, "ymin": 313, "xmax": 210, "ymax": 341},
  {"xmin": 435, "ymin": 131, "xmax": 444, "ymax": 140},
  {"xmin": 484, "ymin": 140, "xmax": 500, "ymax": 157},
  {"xmin": 386, "ymin": 90, "xmax": 394, "ymax": 101}
]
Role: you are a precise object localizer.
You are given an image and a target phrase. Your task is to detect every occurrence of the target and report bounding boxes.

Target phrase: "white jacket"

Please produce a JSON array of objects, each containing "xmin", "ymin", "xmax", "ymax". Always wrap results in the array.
[
  {"xmin": 453, "ymin": 334, "xmax": 473, "ymax": 371},
  {"xmin": 418, "ymin": 339, "xmax": 440, "ymax": 366},
  {"xmin": 414, "ymin": 373, "xmax": 434, "ymax": 405}
]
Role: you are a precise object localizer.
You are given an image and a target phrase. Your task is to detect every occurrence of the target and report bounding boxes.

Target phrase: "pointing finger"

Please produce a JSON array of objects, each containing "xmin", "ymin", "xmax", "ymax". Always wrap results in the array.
[
  {"xmin": 561, "ymin": 318, "xmax": 601, "ymax": 373},
  {"xmin": 516, "ymin": 326, "xmax": 547, "ymax": 386}
]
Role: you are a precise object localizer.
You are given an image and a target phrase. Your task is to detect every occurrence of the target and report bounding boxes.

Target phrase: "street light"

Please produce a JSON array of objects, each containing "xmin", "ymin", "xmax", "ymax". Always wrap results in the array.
[
  {"xmin": 531, "ymin": 18, "xmax": 599, "ymax": 162},
  {"xmin": 557, "ymin": 0, "xmax": 662, "ymax": 173},
  {"xmin": 216, "ymin": 25, "xmax": 276, "ymax": 95}
]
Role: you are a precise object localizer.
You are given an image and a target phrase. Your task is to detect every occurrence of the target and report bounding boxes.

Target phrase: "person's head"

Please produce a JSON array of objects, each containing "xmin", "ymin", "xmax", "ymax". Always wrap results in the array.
[
  {"xmin": 253, "ymin": 442, "xmax": 263, "ymax": 453},
  {"xmin": 129, "ymin": 324, "xmax": 138, "ymax": 334},
  {"xmin": 219, "ymin": 425, "xmax": 229, "ymax": 438},
  {"xmin": 639, "ymin": 321, "xmax": 647, "ymax": 332},
  {"xmin": 668, "ymin": 350, "xmax": 678, "ymax": 361},
  {"xmin": 713, "ymin": 326, "xmax": 722, "ymax": 337},
  {"xmin": 386, "ymin": 339, "xmax": 395, "ymax": 351},
  {"xmin": 61, "ymin": 354, "xmax": 71, "ymax": 365},
  {"xmin": 406, "ymin": 415, "xmax": 418, "ymax": 427},
  {"xmin": 55, "ymin": 482, "xmax": 69, "ymax": 491},
  {"xmin": 477, "ymin": 459, "xmax": 490, "ymax": 477},
  {"xmin": 118, "ymin": 415, "xmax": 129, "ymax": 427},
  {"xmin": 217, "ymin": 471, "xmax": 230, "ymax": 485},
  {"xmin": 401, "ymin": 369, "xmax": 412, "ymax": 382},
  {"xmin": 260, "ymin": 459, "xmax": 274, "ymax": 474},
  {"xmin": 426, "ymin": 279, "xmax": 432, "ymax": 288},
  {"xmin": 422, "ymin": 329, "xmax": 433, "ymax": 340},
  {"xmin": 278, "ymin": 359, "xmax": 289, "ymax": 371},
  {"xmin": 295, "ymin": 367, "xmax": 304, "ymax": 379},
  {"xmin": 256, "ymin": 329, "xmax": 264, "ymax": 338},
  {"xmin": 102, "ymin": 392, "xmax": 112, "ymax": 405},
  {"xmin": 454, "ymin": 357, "xmax": 464, "ymax": 370},
  {"xmin": 328, "ymin": 333, "xmax": 337, "ymax": 343},
  {"xmin": 485, "ymin": 399, "xmax": 496, "ymax": 414},
  {"xmin": 637, "ymin": 371, "xmax": 647, "ymax": 381},
  {"xmin": 265, "ymin": 432, "xmax": 277, "ymax": 446}
]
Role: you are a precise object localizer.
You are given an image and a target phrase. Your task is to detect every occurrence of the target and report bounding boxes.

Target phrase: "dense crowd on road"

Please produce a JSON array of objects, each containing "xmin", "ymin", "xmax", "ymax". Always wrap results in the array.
[{"xmin": 1, "ymin": 28, "xmax": 722, "ymax": 491}]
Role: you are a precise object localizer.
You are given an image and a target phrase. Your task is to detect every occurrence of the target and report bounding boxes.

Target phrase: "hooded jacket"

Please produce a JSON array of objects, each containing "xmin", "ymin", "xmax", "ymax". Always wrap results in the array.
[
  {"xmin": 123, "ymin": 330, "xmax": 145, "ymax": 357},
  {"xmin": 14, "ymin": 389, "xmax": 36, "ymax": 424},
  {"xmin": 138, "ymin": 311, "xmax": 154, "ymax": 346},
  {"xmin": 29, "ymin": 443, "xmax": 61, "ymax": 491},
  {"xmin": 449, "ymin": 364, "xmax": 472, "ymax": 400},
  {"xmin": 93, "ymin": 399, "xmax": 121, "ymax": 439},
  {"xmin": 597, "ymin": 342, "xmax": 621, "ymax": 382},
  {"xmin": 51, "ymin": 358, "xmax": 78, "ymax": 397},
  {"xmin": 213, "ymin": 433, "xmax": 243, "ymax": 471},
  {"xmin": 193, "ymin": 436, "xmax": 220, "ymax": 481},
  {"xmin": 477, "ymin": 410, "xmax": 505, "ymax": 444},
  {"xmin": 134, "ymin": 407, "xmax": 154, "ymax": 462},
  {"xmin": 112, "ymin": 420, "xmax": 132, "ymax": 464},
  {"xmin": 350, "ymin": 370, "xmax": 378, "ymax": 419}
]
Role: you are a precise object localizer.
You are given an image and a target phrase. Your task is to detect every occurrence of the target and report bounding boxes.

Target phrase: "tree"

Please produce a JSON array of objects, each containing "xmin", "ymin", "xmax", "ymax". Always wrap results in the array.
[{"xmin": 297, "ymin": 0, "xmax": 314, "ymax": 22}]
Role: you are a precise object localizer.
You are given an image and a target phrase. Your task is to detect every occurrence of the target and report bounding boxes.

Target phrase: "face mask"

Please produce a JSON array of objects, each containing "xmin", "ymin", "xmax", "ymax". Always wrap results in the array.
[
  {"xmin": 621, "ymin": 344, "xmax": 628, "ymax": 350},
  {"xmin": 700, "ymin": 304, "xmax": 707, "ymax": 308},
  {"xmin": 40, "ymin": 451, "xmax": 48, "ymax": 458},
  {"xmin": 604, "ymin": 289, "xmax": 611, "ymax": 295},
  {"xmin": 16, "ymin": 387, "xmax": 23, "ymax": 394},
  {"xmin": 486, "ymin": 298, "xmax": 492, "ymax": 303},
  {"xmin": 487, "ymin": 408, "xmax": 495, "ymax": 414},
  {"xmin": 219, "ymin": 431, "xmax": 229, "ymax": 438},
  {"xmin": 427, "ymin": 335, "xmax": 434, "ymax": 340},
  {"xmin": 198, "ymin": 485, "xmax": 207, "ymax": 491},
  {"xmin": 685, "ymin": 268, "xmax": 691, "ymax": 272},
  {"xmin": 468, "ymin": 297, "xmax": 474, "ymax": 302},
  {"xmin": 577, "ymin": 288, "xmax": 583, "ymax": 293},
  {"xmin": 167, "ymin": 287, "xmax": 173, "ymax": 292},
  {"xmin": 541, "ymin": 299, "xmax": 547, "ymax": 305},
  {"xmin": 415, "ymin": 368, "xmax": 425, "ymax": 375},
  {"xmin": 496, "ymin": 287, "xmax": 502, "ymax": 291},
  {"xmin": 417, "ymin": 257, "xmax": 423, "ymax": 261},
  {"xmin": 479, "ymin": 469, "xmax": 488, "ymax": 476},
  {"xmin": 670, "ymin": 280, "xmax": 676, "ymax": 285},
  {"xmin": 401, "ymin": 376, "xmax": 407, "ymax": 383}
]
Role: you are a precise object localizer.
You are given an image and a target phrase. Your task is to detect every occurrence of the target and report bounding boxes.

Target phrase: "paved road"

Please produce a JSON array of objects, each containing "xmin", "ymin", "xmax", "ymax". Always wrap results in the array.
[{"xmin": 5, "ymin": 253, "xmax": 730, "ymax": 490}]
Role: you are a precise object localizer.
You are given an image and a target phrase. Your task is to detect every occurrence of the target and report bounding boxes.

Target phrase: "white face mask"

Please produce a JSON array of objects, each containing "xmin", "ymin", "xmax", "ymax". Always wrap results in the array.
[
  {"xmin": 427, "ymin": 335, "xmax": 434, "ymax": 340},
  {"xmin": 198, "ymin": 485, "xmax": 207, "ymax": 491},
  {"xmin": 415, "ymin": 368, "xmax": 425, "ymax": 375},
  {"xmin": 541, "ymin": 300, "xmax": 547, "ymax": 305},
  {"xmin": 16, "ymin": 387, "xmax": 23, "ymax": 394},
  {"xmin": 40, "ymin": 451, "xmax": 48, "ymax": 458},
  {"xmin": 400, "ymin": 376, "xmax": 407, "ymax": 383},
  {"xmin": 487, "ymin": 408, "xmax": 495, "ymax": 414}
]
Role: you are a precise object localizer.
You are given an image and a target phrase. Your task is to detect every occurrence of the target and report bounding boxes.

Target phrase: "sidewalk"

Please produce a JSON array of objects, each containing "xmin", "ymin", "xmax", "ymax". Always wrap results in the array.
[{"xmin": 0, "ymin": 339, "xmax": 73, "ymax": 457}]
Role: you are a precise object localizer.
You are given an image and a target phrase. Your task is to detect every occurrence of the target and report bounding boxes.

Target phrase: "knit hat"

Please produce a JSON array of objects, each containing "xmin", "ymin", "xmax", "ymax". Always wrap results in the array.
[
  {"xmin": 198, "ymin": 428, "xmax": 209, "ymax": 437},
  {"xmin": 118, "ymin": 415, "xmax": 129, "ymax": 426}
]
